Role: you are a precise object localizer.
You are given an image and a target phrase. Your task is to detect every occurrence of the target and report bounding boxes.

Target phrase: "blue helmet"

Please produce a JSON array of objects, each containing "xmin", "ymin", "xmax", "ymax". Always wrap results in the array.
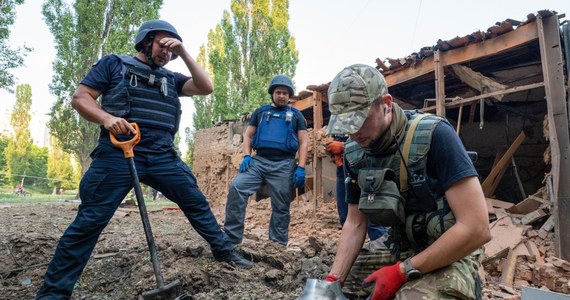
[
  {"xmin": 134, "ymin": 20, "xmax": 182, "ymax": 60},
  {"xmin": 268, "ymin": 74, "xmax": 294, "ymax": 96}
]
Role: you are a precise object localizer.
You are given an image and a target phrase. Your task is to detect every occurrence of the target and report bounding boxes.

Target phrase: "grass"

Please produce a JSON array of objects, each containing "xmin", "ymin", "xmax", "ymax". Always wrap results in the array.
[{"xmin": 0, "ymin": 188, "xmax": 179, "ymax": 208}]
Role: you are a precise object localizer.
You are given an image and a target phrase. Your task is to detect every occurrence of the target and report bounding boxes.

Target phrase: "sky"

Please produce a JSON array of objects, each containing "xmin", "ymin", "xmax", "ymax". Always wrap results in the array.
[{"xmin": 1, "ymin": 0, "xmax": 568, "ymax": 151}]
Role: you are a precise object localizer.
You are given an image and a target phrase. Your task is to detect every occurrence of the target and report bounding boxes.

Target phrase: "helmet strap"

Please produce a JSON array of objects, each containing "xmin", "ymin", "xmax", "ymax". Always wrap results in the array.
[{"xmin": 144, "ymin": 33, "xmax": 158, "ymax": 67}]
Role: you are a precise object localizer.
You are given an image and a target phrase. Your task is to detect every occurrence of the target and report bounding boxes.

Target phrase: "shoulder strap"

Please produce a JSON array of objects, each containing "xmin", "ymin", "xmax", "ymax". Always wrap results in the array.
[{"xmin": 400, "ymin": 113, "xmax": 432, "ymax": 192}]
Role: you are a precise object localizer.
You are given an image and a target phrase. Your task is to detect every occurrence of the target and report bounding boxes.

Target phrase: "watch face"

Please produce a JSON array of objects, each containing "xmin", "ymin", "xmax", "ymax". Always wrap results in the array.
[
  {"xmin": 407, "ymin": 269, "xmax": 422, "ymax": 280},
  {"xmin": 404, "ymin": 258, "xmax": 422, "ymax": 280}
]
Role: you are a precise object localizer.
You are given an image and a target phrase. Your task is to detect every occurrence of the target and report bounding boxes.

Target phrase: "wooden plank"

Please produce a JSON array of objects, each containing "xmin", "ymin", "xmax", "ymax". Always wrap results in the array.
[
  {"xmin": 385, "ymin": 21, "xmax": 539, "ymax": 87},
  {"xmin": 292, "ymin": 94, "xmax": 315, "ymax": 111},
  {"xmin": 499, "ymin": 248, "xmax": 517, "ymax": 286},
  {"xmin": 481, "ymin": 131, "xmax": 526, "ymax": 197},
  {"xmin": 422, "ymin": 82, "xmax": 545, "ymax": 112},
  {"xmin": 508, "ymin": 196, "xmax": 545, "ymax": 214},
  {"xmin": 312, "ymin": 91, "xmax": 323, "ymax": 213},
  {"xmin": 434, "ymin": 50, "xmax": 446, "ymax": 117},
  {"xmin": 450, "ymin": 65, "xmax": 509, "ymax": 101},
  {"xmin": 538, "ymin": 13, "xmax": 570, "ymax": 262}
]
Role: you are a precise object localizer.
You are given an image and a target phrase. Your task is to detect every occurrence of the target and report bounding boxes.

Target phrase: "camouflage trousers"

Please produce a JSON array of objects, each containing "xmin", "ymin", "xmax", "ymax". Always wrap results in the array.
[{"xmin": 344, "ymin": 248, "xmax": 484, "ymax": 299}]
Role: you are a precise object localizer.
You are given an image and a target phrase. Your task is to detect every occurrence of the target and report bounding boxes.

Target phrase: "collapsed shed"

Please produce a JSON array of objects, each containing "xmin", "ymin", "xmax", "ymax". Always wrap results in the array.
[{"xmin": 193, "ymin": 10, "xmax": 570, "ymax": 264}]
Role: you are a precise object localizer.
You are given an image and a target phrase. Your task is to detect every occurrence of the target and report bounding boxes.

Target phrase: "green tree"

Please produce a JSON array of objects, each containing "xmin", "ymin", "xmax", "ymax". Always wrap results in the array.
[
  {"xmin": 193, "ymin": 0, "xmax": 299, "ymax": 130},
  {"xmin": 4, "ymin": 84, "xmax": 33, "ymax": 187},
  {"xmin": 47, "ymin": 136, "xmax": 76, "ymax": 193},
  {"xmin": 183, "ymin": 126, "xmax": 195, "ymax": 167},
  {"xmin": 0, "ymin": 135, "xmax": 9, "ymax": 186},
  {"xmin": 43, "ymin": 0, "xmax": 163, "ymax": 176},
  {"xmin": 28, "ymin": 145, "xmax": 48, "ymax": 191},
  {"xmin": 0, "ymin": 0, "xmax": 31, "ymax": 93}
]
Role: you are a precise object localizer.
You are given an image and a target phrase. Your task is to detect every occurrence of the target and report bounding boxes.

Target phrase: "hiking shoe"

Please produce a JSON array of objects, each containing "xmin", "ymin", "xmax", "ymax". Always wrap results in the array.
[{"xmin": 218, "ymin": 249, "xmax": 253, "ymax": 269}]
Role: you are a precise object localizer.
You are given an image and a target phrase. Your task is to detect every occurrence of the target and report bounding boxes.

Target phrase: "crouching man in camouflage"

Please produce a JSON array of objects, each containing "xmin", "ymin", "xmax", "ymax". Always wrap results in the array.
[{"xmin": 298, "ymin": 64, "xmax": 491, "ymax": 300}]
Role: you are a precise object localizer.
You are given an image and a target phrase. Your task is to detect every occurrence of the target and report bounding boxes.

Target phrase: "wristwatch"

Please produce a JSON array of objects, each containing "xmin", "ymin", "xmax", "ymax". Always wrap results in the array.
[{"xmin": 403, "ymin": 258, "xmax": 422, "ymax": 280}]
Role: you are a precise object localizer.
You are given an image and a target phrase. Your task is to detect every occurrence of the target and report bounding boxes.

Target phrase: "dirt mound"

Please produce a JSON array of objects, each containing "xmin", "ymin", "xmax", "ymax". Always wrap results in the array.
[
  {"xmin": 0, "ymin": 198, "xmax": 341, "ymax": 299},
  {"xmin": 1, "ymin": 195, "xmax": 568, "ymax": 299}
]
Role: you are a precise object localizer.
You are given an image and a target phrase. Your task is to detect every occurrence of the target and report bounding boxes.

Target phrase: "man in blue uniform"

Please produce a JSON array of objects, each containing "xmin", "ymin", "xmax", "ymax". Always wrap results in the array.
[
  {"xmin": 224, "ymin": 74, "xmax": 308, "ymax": 246},
  {"xmin": 36, "ymin": 19, "xmax": 252, "ymax": 300},
  {"xmin": 299, "ymin": 64, "xmax": 491, "ymax": 300}
]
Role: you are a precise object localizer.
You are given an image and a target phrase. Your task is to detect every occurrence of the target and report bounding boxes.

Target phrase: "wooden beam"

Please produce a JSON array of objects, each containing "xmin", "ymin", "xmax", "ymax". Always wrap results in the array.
[
  {"xmin": 481, "ymin": 131, "xmax": 526, "ymax": 197},
  {"xmin": 292, "ymin": 94, "xmax": 315, "ymax": 111},
  {"xmin": 312, "ymin": 91, "xmax": 323, "ymax": 213},
  {"xmin": 450, "ymin": 65, "xmax": 509, "ymax": 101},
  {"xmin": 422, "ymin": 82, "xmax": 545, "ymax": 112},
  {"xmin": 538, "ymin": 14, "xmax": 570, "ymax": 261},
  {"xmin": 434, "ymin": 50, "xmax": 446, "ymax": 117},
  {"xmin": 384, "ymin": 21, "xmax": 539, "ymax": 87}
]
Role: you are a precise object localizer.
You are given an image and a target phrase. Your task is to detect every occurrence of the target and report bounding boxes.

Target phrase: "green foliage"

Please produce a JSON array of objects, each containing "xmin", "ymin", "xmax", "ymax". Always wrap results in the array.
[
  {"xmin": 0, "ymin": 135, "xmax": 10, "ymax": 186},
  {"xmin": 183, "ymin": 126, "xmax": 195, "ymax": 167},
  {"xmin": 0, "ymin": 0, "xmax": 31, "ymax": 93},
  {"xmin": 47, "ymin": 137, "xmax": 76, "ymax": 190},
  {"xmin": 5, "ymin": 84, "xmax": 33, "ymax": 186},
  {"xmin": 42, "ymin": 0, "xmax": 163, "ymax": 176},
  {"xmin": 28, "ymin": 145, "xmax": 49, "ymax": 191},
  {"xmin": 194, "ymin": 0, "xmax": 299, "ymax": 130}
]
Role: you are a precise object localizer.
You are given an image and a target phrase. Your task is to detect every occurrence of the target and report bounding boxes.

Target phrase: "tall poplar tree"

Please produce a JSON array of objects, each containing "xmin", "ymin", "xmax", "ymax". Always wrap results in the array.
[
  {"xmin": 4, "ymin": 84, "xmax": 33, "ymax": 186},
  {"xmin": 0, "ymin": 0, "xmax": 31, "ymax": 93},
  {"xmin": 193, "ymin": 0, "xmax": 299, "ymax": 130},
  {"xmin": 43, "ymin": 0, "xmax": 162, "ymax": 175},
  {"xmin": 47, "ymin": 136, "xmax": 76, "ymax": 193},
  {"xmin": 0, "ymin": 135, "xmax": 9, "ymax": 185}
]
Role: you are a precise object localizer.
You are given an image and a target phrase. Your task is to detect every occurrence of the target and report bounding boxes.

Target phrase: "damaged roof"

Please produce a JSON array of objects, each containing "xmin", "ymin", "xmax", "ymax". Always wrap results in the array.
[{"xmin": 293, "ymin": 9, "xmax": 565, "ymax": 125}]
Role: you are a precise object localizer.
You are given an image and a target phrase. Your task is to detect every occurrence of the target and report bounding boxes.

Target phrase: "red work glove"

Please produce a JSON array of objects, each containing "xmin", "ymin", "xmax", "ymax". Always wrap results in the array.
[
  {"xmin": 331, "ymin": 154, "xmax": 343, "ymax": 167},
  {"xmin": 363, "ymin": 261, "xmax": 407, "ymax": 300},
  {"xmin": 326, "ymin": 141, "xmax": 344, "ymax": 155}
]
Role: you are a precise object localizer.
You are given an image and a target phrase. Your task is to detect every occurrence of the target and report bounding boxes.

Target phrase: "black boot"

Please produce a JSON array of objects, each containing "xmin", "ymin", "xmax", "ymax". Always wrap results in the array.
[{"xmin": 217, "ymin": 249, "xmax": 253, "ymax": 269}]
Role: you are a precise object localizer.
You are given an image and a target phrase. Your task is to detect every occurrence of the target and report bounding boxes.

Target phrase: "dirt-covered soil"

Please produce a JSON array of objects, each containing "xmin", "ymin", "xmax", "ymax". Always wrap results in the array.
[
  {"xmin": 0, "ymin": 197, "xmax": 342, "ymax": 300},
  {"xmin": 0, "ymin": 194, "xmax": 566, "ymax": 300}
]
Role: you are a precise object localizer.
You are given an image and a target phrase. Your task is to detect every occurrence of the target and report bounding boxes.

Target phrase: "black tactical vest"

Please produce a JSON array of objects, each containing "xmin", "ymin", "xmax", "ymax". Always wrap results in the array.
[
  {"xmin": 101, "ymin": 55, "xmax": 181, "ymax": 134},
  {"xmin": 345, "ymin": 112, "xmax": 455, "ymax": 253}
]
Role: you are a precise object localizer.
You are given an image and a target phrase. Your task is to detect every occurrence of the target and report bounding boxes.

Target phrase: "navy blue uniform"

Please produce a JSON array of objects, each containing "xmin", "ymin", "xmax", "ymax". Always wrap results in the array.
[{"xmin": 37, "ymin": 55, "xmax": 236, "ymax": 299}]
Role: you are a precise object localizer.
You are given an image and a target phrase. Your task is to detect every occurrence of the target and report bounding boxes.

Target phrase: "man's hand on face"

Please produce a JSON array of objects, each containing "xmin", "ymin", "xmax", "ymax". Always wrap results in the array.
[{"xmin": 158, "ymin": 37, "xmax": 184, "ymax": 58}]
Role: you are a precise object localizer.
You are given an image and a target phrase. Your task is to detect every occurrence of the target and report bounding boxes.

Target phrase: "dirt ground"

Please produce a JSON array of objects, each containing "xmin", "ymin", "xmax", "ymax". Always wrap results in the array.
[
  {"xmin": 0, "ymin": 194, "xmax": 565, "ymax": 300},
  {"xmin": 0, "ymin": 196, "xmax": 342, "ymax": 300}
]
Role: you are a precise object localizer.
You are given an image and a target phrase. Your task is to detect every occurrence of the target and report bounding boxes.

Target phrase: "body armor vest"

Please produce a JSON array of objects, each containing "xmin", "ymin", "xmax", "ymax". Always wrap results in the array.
[
  {"xmin": 344, "ymin": 112, "xmax": 455, "ymax": 253},
  {"xmin": 251, "ymin": 104, "xmax": 300, "ymax": 155},
  {"xmin": 101, "ymin": 55, "xmax": 181, "ymax": 134}
]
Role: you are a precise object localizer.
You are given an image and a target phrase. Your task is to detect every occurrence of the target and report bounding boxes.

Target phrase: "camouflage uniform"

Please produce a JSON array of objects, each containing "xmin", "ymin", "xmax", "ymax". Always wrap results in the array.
[
  {"xmin": 327, "ymin": 64, "xmax": 388, "ymax": 135},
  {"xmin": 327, "ymin": 64, "xmax": 483, "ymax": 300}
]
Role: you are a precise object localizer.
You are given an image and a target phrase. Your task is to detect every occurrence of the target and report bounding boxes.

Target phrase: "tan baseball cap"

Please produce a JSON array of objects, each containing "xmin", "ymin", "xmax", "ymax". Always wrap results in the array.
[{"xmin": 326, "ymin": 64, "xmax": 388, "ymax": 135}]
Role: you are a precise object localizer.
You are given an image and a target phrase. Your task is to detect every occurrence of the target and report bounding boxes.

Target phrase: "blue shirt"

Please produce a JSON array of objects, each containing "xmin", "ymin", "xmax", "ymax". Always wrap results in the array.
[{"xmin": 81, "ymin": 54, "xmax": 190, "ymax": 153}]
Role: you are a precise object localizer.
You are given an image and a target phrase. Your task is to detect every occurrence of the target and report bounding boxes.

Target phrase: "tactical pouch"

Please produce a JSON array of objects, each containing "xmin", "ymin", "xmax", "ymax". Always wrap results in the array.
[{"xmin": 357, "ymin": 168, "xmax": 405, "ymax": 226}]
